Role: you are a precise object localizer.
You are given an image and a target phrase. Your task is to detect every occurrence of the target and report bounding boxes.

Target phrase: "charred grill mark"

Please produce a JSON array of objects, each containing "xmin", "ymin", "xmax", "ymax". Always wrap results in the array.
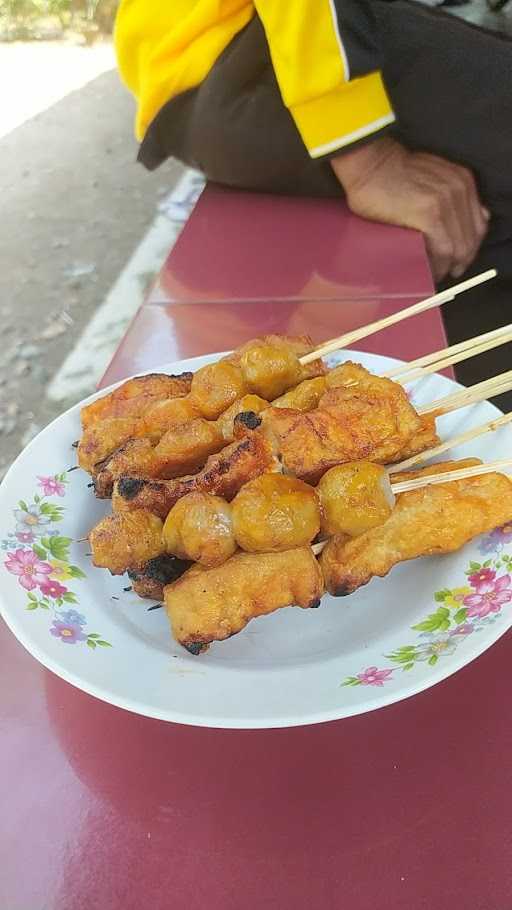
[
  {"xmin": 112, "ymin": 430, "xmax": 268, "ymax": 517},
  {"xmin": 200, "ymin": 438, "xmax": 252, "ymax": 483},
  {"xmin": 183, "ymin": 641, "xmax": 209, "ymax": 655},
  {"xmin": 332, "ymin": 583, "xmax": 356, "ymax": 597},
  {"xmin": 117, "ymin": 477, "xmax": 145, "ymax": 500},
  {"xmin": 235, "ymin": 411, "xmax": 262, "ymax": 431},
  {"xmin": 128, "ymin": 554, "xmax": 192, "ymax": 600},
  {"xmin": 143, "ymin": 554, "xmax": 192, "ymax": 584}
]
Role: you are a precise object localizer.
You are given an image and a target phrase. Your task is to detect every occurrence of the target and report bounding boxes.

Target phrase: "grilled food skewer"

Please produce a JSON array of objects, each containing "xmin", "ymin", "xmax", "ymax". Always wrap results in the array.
[
  {"xmin": 167, "ymin": 459, "xmax": 512, "ymax": 652},
  {"xmin": 90, "ymin": 457, "xmax": 512, "ymax": 575},
  {"xmin": 321, "ymin": 460, "xmax": 512, "ymax": 597}
]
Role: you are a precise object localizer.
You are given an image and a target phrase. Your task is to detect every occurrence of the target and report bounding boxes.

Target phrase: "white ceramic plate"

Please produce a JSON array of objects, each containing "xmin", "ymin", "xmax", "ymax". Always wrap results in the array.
[{"xmin": 1, "ymin": 350, "xmax": 512, "ymax": 729}]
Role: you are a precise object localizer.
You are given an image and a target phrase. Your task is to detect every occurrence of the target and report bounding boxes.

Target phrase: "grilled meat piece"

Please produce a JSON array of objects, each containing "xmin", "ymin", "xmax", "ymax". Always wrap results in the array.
[
  {"xmin": 231, "ymin": 473, "xmax": 320, "ymax": 552},
  {"xmin": 263, "ymin": 362, "xmax": 422, "ymax": 483},
  {"xmin": 164, "ymin": 546, "xmax": 324, "ymax": 653},
  {"xmin": 110, "ymin": 424, "xmax": 276, "ymax": 518},
  {"xmin": 89, "ymin": 509, "xmax": 165, "ymax": 575},
  {"xmin": 80, "ymin": 372, "xmax": 193, "ymax": 427},
  {"xmin": 162, "ymin": 492, "xmax": 237, "ymax": 567}
]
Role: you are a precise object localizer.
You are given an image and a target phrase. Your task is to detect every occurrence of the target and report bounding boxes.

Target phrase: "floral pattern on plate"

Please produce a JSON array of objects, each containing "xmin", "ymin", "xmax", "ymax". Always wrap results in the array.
[
  {"xmin": 342, "ymin": 528, "xmax": 512, "ymax": 687},
  {"xmin": 2, "ymin": 473, "xmax": 111, "ymax": 651}
]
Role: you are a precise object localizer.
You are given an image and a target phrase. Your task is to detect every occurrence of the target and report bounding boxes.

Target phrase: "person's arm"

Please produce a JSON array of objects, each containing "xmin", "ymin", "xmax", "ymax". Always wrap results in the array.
[
  {"xmin": 332, "ymin": 138, "xmax": 489, "ymax": 281},
  {"xmin": 255, "ymin": 1, "xmax": 489, "ymax": 281},
  {"xmin": 254, "ymin": 0, "xmax": 395, "ymax": 158}
]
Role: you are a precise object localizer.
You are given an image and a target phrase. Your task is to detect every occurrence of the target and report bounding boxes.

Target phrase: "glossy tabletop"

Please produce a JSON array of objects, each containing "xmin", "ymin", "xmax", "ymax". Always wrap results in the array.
[
  {"xmin": 4, "ymin": 188, "xmax": 511, "ymax": 910},
  {"xmin": 102, "ymin": 184, "xmax": 439, "ymax": 385}
]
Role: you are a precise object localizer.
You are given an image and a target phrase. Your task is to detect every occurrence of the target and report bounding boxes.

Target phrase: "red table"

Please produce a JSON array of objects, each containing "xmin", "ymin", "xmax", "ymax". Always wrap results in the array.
[
  {"xmin": 4, "ymin": 188, "xmax": 511, "ymax": 910},
  {"xmin": 101, "ymin": 184, "xmax": 439, "ymax": 384}
]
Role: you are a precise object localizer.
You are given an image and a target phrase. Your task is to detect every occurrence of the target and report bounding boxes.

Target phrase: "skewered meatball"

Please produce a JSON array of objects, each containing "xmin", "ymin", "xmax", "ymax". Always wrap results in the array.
[
  {"xmin": 273, "ymin": 376, "xmax": 327, "ymax": 411},
  {"xmin": 239, "ymin": 341, "xmax": 302, "ymax": 400},
  {"xmin": 190, "ymin": 360, "xmax": 248, "ymax": 419},
  {"xmin": 317, "ymin": 462, "xmax": 395, "ymax": 538},
  {"xmin": 162, "ymin": 492, "xmax": 237, "ymax": 567},
  {"xmin": 231, "ymin": 473, "xmax": 320, "ymax": 553}
]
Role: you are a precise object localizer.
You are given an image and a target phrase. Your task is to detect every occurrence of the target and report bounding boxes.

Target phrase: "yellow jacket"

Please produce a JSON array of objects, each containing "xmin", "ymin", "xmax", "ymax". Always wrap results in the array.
[{"xmin": 115, "ymin": 0, "xmax": 395, "ymax": 159}]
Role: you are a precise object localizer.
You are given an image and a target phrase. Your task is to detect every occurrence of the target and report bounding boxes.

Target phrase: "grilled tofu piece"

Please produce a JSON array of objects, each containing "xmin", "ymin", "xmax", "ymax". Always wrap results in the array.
[
  {"xmin": 264, "ymin": 363, "xmax": 421, "ymax": 483},
  {"xmin": 165, "ymin": 546, "xmax": 324, "ymax": 653},
  {"xmin": 81, "ymin": 372, "xmax": 193, "ymax": 427},
  {"xmin": 110, "ymin": 424, "xmax": 277, "ymax": 518},
  {"xmin": 93, "ymin": 419, "xmax": 226, "ymax": 496},
  {"xmin": 89, "ymin": 509, "xmax": 165, "ymax": 575},
  {"xmin": 389, "ymin": 413, "xmax": 440, "ymax": 463}
]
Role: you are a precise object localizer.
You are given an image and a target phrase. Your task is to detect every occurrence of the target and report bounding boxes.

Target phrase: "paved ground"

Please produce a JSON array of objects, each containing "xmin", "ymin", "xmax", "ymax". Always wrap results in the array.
[
  {"xmin": 0, "ymin": 40, "xmax": 185, "ymax": 479},
  {"xmin": 0, "ymin": 1, "xmax": 511, "ymax": 480}
]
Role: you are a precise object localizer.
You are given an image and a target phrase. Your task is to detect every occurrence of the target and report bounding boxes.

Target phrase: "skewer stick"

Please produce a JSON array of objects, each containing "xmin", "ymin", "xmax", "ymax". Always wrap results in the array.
[
  {"xmin": 391, "ymin": 458, "xmax": 512, "ymax": 493},
  {"xmin": 419, "ymin": 369, "xmax": 512, "ymax": 417},
  {"xmin": 299, "ymin": 269, "xmax": 497, "ymax": 365},
  {"xmin": 311, "ymin": 542, "xmax": 326, "ymax": 556},
  {"xmin": 388, "ymin": 412, "xmax": 512, "ymax": 474},
  {"xmin": 313, "ymin": 457, "xmax": 512, "ymax": 556},
  {"xmin": 394, "ymin": 327, "xmax": 512, "ymax": 384},
  {"xmin": 385, "ymin": 322, "xmax": 512, "ymax": 380}
]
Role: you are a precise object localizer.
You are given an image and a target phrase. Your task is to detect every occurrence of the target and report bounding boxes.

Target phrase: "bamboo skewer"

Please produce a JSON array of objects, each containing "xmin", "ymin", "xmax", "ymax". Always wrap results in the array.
[
  {"xmin": 389, "ymin": 412, "xmax": 512, "ymax": 473},
  {"xmin": 298, "ymin": 269, "xmax": 497, "ymax": 366},
  {"xmin": 385, "ymin": 322, "xmax": 512, "ymax": 380},
  {"xmin": 392, "ymin": 326, "xmax": 512, "ymax": 384},
  {"xmin": 419, "ymin": 369, "xmax": 512, "ymax": 417},
  {"xmin": 391, "ymin": 458, "xmax": 512, "ymax": 493},
  {"xmin": 311, "ymin": 542, "xmax": 326, "ymax": 556}
]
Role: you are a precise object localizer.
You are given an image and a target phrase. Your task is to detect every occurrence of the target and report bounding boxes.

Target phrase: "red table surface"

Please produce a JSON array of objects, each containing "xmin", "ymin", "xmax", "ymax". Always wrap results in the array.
[
  {"xmin": 102, "ymin": 184, "xmax": 439, "ymax": 387},
  {"xmin": 5, "ymin": 190, "xmax": 510, "ymax": 910}
]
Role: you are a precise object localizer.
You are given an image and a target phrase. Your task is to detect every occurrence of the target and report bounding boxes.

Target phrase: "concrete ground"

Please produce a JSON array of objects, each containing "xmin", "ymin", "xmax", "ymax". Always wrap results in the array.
[
  {"xmin": 0, "ymin": 0, "xmax": 511, "ymax": 479},
  {"xmin": 0, "ymin": 40, "xmax": 185, "ymax": 479}
]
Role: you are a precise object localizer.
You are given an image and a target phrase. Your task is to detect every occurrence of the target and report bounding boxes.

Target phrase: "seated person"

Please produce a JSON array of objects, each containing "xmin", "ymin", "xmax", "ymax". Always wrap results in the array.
[{"xmin": 115, "ymin": 1, "xmax": 512, "ymax": 283}]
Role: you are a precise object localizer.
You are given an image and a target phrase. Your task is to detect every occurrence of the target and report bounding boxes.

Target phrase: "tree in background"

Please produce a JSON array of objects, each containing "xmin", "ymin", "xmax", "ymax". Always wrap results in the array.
[{"xmin": 0, "ymin": 0, "xmax": 118, "ymax": 38}]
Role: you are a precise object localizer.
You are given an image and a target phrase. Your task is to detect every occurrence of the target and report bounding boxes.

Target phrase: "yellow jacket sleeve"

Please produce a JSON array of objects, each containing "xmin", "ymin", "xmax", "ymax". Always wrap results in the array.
[{"xmin": 254, "ymin": 0, "xmax": 395, "ymax": 157}]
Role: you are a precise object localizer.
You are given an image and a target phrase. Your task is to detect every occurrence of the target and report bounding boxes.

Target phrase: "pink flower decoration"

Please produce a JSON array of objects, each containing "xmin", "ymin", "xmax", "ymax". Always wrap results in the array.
[
  {"xmin": 464, "ymin": 574, "xmax": 512, "ymax": 619},
  {"xmin": 468, "ymin": 567, "xmax": 496, "ymax": 591},
  {"xmin": 15, "ymin": 531, "xmax": 35, "ymax": 544},
  {"xmin": 39, "ymin": 578, "xmax": 68, "ymax": 599},
  {"xmin": 356, "ymin": 666, "xmax": 394, "ymax": 687},
  {"xmin": 50, "ymin": 620, "xmax": 87, "ymax": 645},
  {"xmin": 450, "ymin": 623, "xmax": 474, "ymax": 637},
  {"xmin": 37, "ymin": 475, "xmax": 65, "ymax": 497},
  {"xmin": 4, "ymin": 548, "xmax": 52, "ymax": 591}
]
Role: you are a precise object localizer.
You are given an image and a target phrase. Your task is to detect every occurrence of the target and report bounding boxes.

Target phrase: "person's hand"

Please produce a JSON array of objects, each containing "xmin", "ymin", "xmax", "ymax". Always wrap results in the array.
[{"xmin": 331, "ymin": 137, "xmax": 489, "ymax": 282}]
